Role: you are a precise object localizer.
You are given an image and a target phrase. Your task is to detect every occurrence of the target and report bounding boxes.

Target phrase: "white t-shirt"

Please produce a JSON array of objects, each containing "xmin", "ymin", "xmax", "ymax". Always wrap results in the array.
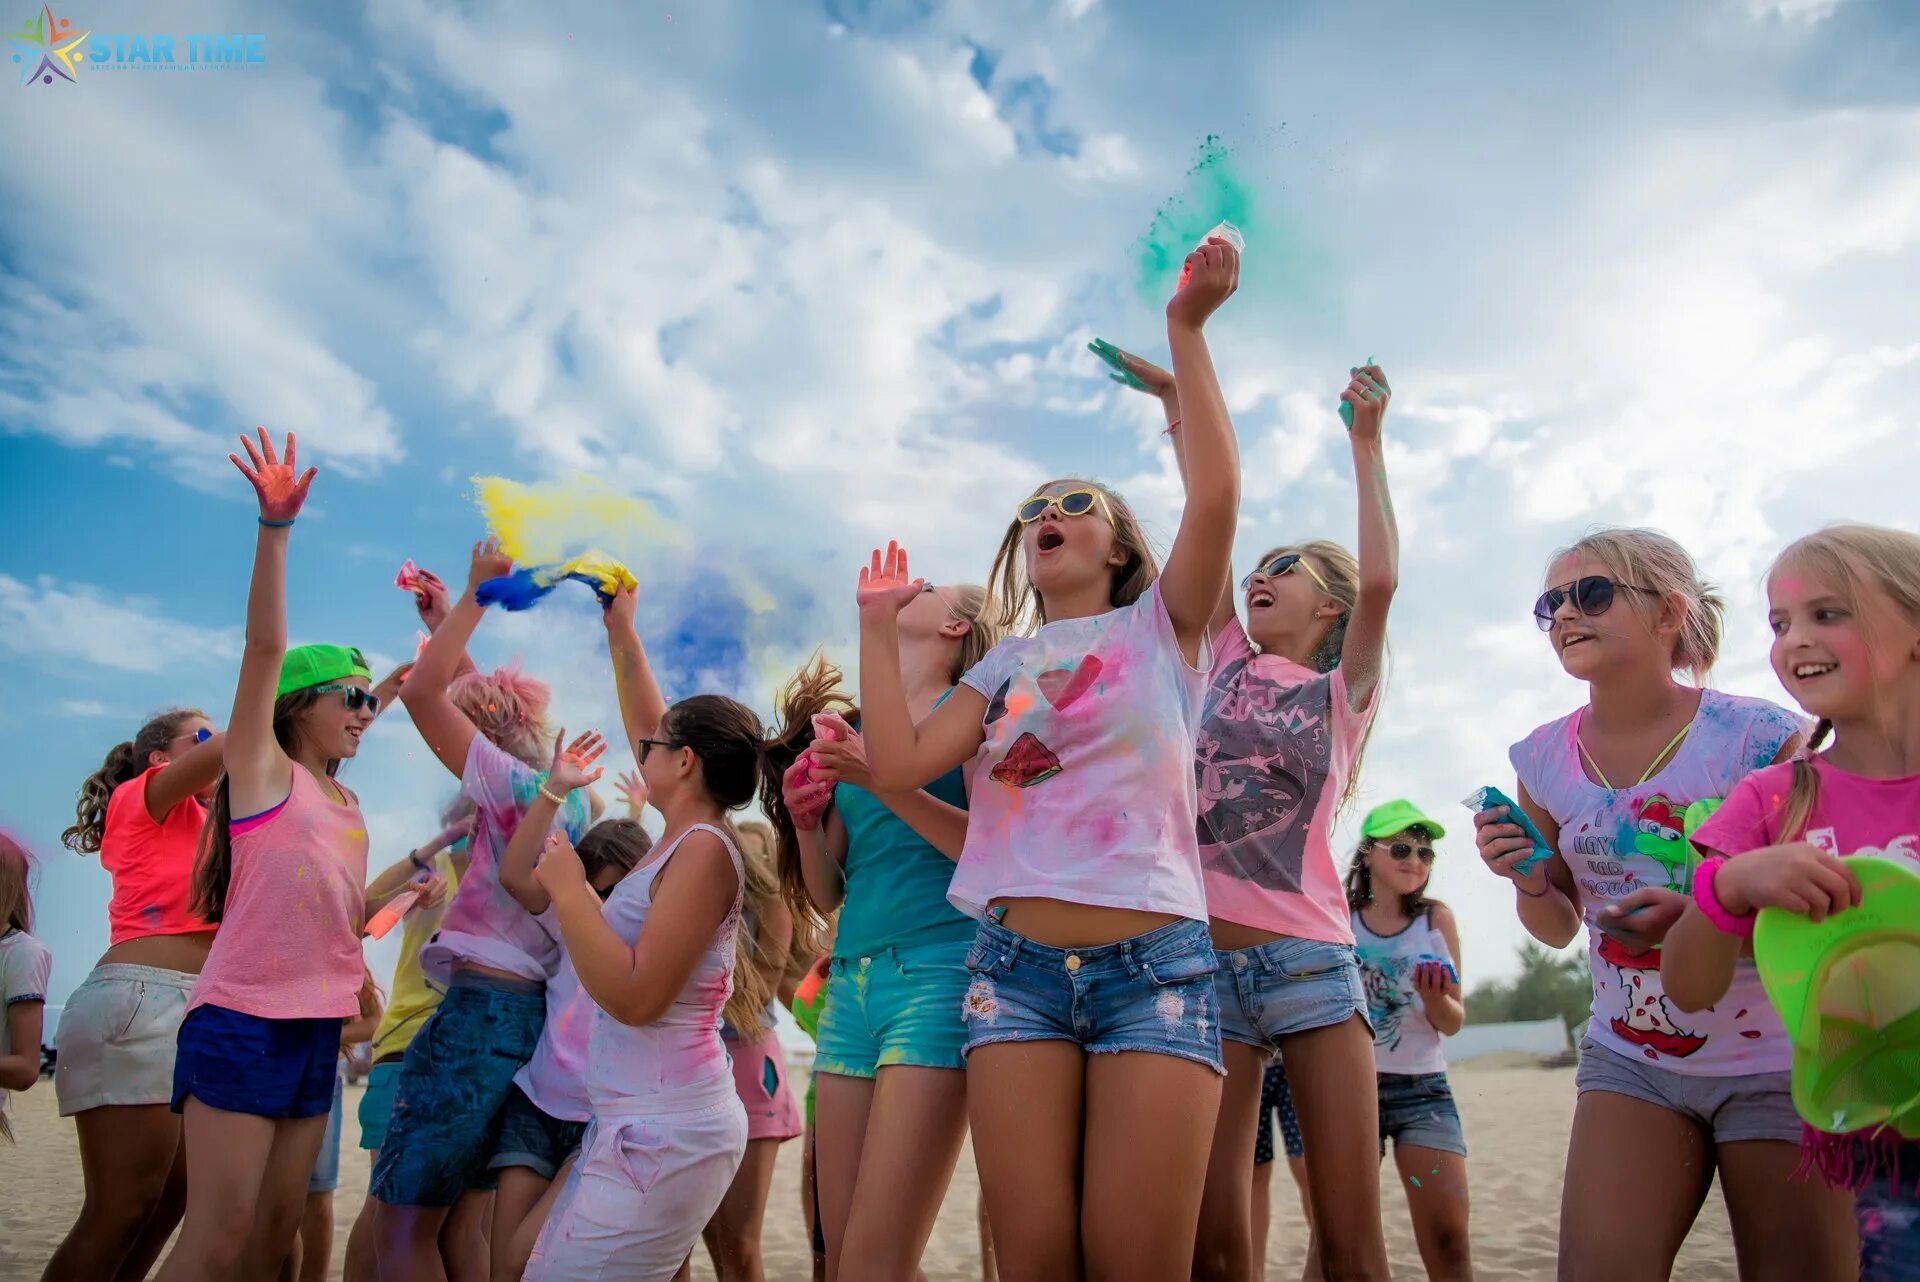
[
  {"xmin": 1353, "ymin": 908, "xmax": 1452, "ymax": 1075},
  {"xmin": 1, "ymin": 928, "xmax": 52, "ymax": 1123}
]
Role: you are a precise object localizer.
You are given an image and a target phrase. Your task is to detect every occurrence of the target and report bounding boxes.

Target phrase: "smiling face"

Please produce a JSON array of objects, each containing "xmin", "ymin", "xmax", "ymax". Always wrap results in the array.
[
  {"xmin": 291, "ymin": 676, "xmax": 376, "ymax": 762},
  {"xmin": 1768, "ymin": 560, "xmax": 1920, "ymax": 724},
  {"xmin": 1244, "ymin": 547, "xmax": 1339, "ymax": 656},
  {"xmin": 1366, "ymin": 827, "xmax": 1437, "ymax": 900},
  {"xmin": 1542, "ymin": 552, "xmax": 1675, "ymax": 681}
]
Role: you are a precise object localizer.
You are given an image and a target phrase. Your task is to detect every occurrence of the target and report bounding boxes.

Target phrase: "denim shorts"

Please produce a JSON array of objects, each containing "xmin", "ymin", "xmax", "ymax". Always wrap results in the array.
[
  {"xmin": 490, "ymin": 1083, "xmax": 588, "ymax": 1181},
  {"xmin": 1215, "ymin": 936, "xmax": 1369, "ymax": 1052},
  {"xmin": 1574, "ymin": 1037, "xmax": 1801, "ymax": 1144},
  {"xmin": 357, "ymin": 1058, "xmax": 402, "ymax": 1151},
  {"xmin": 1377, "ymin": 1071, "xmax": 1467, "ymax": 1157},
  {"xmin": 1254, "ymin": 1059, "xmax": 1304, "ymax": 1164},
  {"xmin": 959, "ymin": 916, "xmax": 1224, "ymax": 1073},
  {"xmin": 310, "ymin": 1067, "xmax": 346, "ymax": 1193},
  {"xmin": 370, "ymin": 973, "xmax": 546, "ymax": 1206},
  {"xmin": 171, "ymin": 1003, "xmax": 344, "ymax": 1119},
  {"xmin": 815, "ymin": 941, "xmax": 970, "ymax": 1078},
  {"xmin": 1859, "ymin": 1142, "xmax": 1920, "ymax": 1281}
]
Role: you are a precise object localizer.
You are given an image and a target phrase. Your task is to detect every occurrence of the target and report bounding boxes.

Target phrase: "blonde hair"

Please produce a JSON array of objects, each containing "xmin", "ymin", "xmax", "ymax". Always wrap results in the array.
[
  {"xmin": 986, "ymin": 479, "xmax": 1158, "ymax": 633},
  {"xmin": 1770, "ymin": 524, "xmax": 1920, "ymax": 842},
  {"xmin": 724, "ymin": 819, "xmax": 781, "ymax": 1031},
  {"xmin": 1551, "ymin": 528, "xmax": 1723, "ymax": 681},
  {"xmin": 1255, "ymin": 539, "xmax": 1374, "ymax": 811},
  {"xmin": 0, "ymin": 832, "xmax": 32, "ymax": 936},
  {"xmin": 944, "ymin": 583, "xmax": 1002, "ymax": 679}
]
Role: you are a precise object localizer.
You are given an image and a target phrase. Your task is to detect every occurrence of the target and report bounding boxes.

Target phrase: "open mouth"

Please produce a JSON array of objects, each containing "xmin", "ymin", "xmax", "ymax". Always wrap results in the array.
[
  {"xmin": 1560, "ymin": 633, "xmax": 1595, "ymax": 653},
  {"xmin": 1248, "ymin": 589, "xmax": 1276, "ymax": 609},
  {"xmin": 1792, "ymin": 662, "xmax": 1837, "ymax": 680},
  {"xmin": 1036, "ymin": 527, "xmax": 1066, "ymax": 553}
]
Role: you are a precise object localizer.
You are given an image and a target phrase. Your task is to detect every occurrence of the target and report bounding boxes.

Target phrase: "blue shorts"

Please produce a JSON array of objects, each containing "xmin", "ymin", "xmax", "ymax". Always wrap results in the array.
[
  {"xmin": 357, "ymin": 1058, "xmax": 402, "ymax": 1151},
  {"xmin": 1214, "ymin": 936, "xmax": 1369, "ymax": 1051},
  {"xmin": 960, "ymin": 916, "xmax": 1224, "ymax": 1073},
  {"xmin": 369, "ymin": 974, "xmax": 546, "ymax": 1207},
  {"xmin": 310, "ymin": 1068, "xmax": 346, "ymax": 1193},
  {"xmin": 815, "ymin": 941, "xmax": 970, "ymax": 1078},
  {"xmin": 1377, "ymin": 1071, "xmax": 1467, "ymax": 1156},
  {"xmin": 171, "ymin": 1003, "xmax": 343, "ymax": 1120},
  {"xmin": 1254, "ymin": 1059, "xmax": 1304, "ymax": 1164},
  {"xmin": 489, "ymin": 1083, "xmax": 587, "ymax": 1181}
]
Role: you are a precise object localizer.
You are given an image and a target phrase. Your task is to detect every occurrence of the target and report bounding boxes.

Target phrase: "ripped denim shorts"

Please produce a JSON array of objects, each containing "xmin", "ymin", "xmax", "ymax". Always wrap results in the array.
[{"xmin": 959, "ymin": 916, "xmax": 1224, "ymax": 1074}]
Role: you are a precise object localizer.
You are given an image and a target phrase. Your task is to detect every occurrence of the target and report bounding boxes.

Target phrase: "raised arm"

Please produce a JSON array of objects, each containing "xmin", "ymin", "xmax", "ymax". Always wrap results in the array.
[
  {"xmin": 224, "ymin": 429, "xmax": 314, "ymax": 816},
  {"xmin": 1157, "ymin": 239, "xmax": 1243, "ymax": 657},
  {"xmin": 144, "ymin": 730, "xmax": 228, "ymax": 824},
  {"xmin": 400, "ymin": 539, "xmax": 513, "ymax": 779},
  {"xmin": 602, "ymin": 587, "xmax": 667, "ymax": 752},
  {"xmin": 855, "ymin": 543, "xmax": 987, "ymax": 793},
  {"xmin": 1338, "ymin": 365, "xmax": 1398, "ymax": 712},
  {"xmin": 499, "ymin": 730, "xmax": 605, "ymax": 915}
]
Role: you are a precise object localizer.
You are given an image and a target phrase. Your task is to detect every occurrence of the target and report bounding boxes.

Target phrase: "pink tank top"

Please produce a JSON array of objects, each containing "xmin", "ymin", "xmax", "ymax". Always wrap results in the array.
[{"xmin": 189, "ymin": 766, "xmax": 370, "ymax": 1020}]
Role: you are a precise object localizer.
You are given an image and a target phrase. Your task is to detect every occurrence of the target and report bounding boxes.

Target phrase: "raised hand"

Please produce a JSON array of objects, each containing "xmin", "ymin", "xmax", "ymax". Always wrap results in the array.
[
  {"xmin": 1089, "ymin": 338, "xmax": 1175, "ymax": 402},
  {"xmin": 602, "ymin": 584, "xmax": 639, "ymax": 632},
  {"xmin": 415, "ymin": 574, "xmax": 452, "ymax": 631},
  {"xmin": 230, "ymin": 427, "xmax": 316, "ymax": 522},
  {"xmin": 534, "ymin": 831, "xmax": 587, "ymax": 897},
  {"xmin": 1716, "ymin": 843, "xmax": 1862, "ymax": 921},
  {"xmin": 856, "ymin": 541, "xmax": 925, "ymax": 617},
  {"xmin": 547, "ymin": 728, "xmax": 608, "ymax": 794},
  {"xmin": 781, "ymin": 756, "xmax": 836, "ymax": 832},
  {"xmin": 468, "ymin": 537, "xmax": 513, "ymax": 592},
  {"xmin": 614, "ymin": 769, "xmax": 649, "ymax": 818},
  {"xmin": 1166, "ymin": 236, "xmax": 1240, "ymax": 330},
  {"xmin": 1340, "ymin": 363, "xmax": 1391, "ymax": 439}
]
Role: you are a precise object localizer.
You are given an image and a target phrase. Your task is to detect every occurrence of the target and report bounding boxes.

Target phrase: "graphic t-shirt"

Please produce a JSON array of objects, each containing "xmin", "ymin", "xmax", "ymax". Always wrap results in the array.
[
  {"xmin": 1695, "ymin": 758, "xmax": 1920, "ymax": 874},
  {"xmin": 421, "ymin": 735, "xmax": 591, "ymax": 986},
  {"xmin": 948, "ymin": 582, "xmax": 1211, "ymax": 922},
  {"xmin": 1353, "ymin": 908, "xmax": 1452, "ymax": 1075},
  {"xmin": 1198, "ymin": 617, "xmax": 1379, "ymax": 943},
  {"xmin": 1511, "ymin": 690, "xmax": 1802, "ymax": 1075}
]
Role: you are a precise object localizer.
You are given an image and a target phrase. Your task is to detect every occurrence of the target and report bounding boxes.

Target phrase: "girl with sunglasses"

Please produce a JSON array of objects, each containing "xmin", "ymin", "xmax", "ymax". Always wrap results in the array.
[
  {"xmin": 1472, "ymin": 527, "xmax": 1847, "ymax": 1279},
  {"xmin": 372, "ymin": 536, "xmax": 595, "ymax": 1278},
  {"xmin": 852, "ymin": 236, "xmax": 1242, "ymax": 1279},
  {"xmin": 153, "ymin": 431, "xmax": 379, "ymax": 1280},
  {"xmin": 1346, "ymin": 801, "xmax": 1471, "ymax": 1281}
]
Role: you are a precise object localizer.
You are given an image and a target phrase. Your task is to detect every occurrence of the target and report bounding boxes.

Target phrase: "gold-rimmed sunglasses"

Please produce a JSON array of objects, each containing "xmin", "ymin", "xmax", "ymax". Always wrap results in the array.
[
  {"xmin": 1241, "ymin": 552, "xmax": 1331, "ymax": 593},
  {"xmin": 1017, "ymin": 488, "xmax": 1113, "ymax": 525}
]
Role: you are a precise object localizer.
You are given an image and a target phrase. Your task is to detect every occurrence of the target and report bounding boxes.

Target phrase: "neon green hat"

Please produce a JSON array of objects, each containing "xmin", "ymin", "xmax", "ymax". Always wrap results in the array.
[
  {"xmin": 276, "ymin": 644, "xmax": 372, "ymax": 698},
  {"xmin": 1754, "ymin": 856, "xmax": 1920, "ymax": 1137},
  {"xmin": 1361, "ymin": 799, "xmax": 1445, "ymax": 842}
]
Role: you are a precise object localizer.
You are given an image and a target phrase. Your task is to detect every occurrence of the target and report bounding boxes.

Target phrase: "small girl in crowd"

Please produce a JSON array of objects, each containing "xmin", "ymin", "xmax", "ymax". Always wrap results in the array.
[
  {"xmin": 1662, "ymin": 523, "xmax": 1920, "ymax": 1281},
  {"xmin": 1347, "ymin": 801, "xmax": 1470, "ymax": 1281},
  {"xmin": 1, "ymin": 834, "xmax": 51, "ymax": 1143},
  {"xmin": 156, "ymin": 431, "xmax": 377, "ymax": 1280},
  {"xmin": 1474, "ymin": 527, "xmax": 1857, "ymax": 1279},
  {"xmin": 853, "ymin": 236, "xmax": 1242, "ymax": 1279}
]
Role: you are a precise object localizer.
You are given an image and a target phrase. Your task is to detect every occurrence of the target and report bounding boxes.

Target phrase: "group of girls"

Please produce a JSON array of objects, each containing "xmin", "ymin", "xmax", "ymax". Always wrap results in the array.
[{"xmin": 9, "ymin": 225, "xmax": 1915, "ymax": 1282}]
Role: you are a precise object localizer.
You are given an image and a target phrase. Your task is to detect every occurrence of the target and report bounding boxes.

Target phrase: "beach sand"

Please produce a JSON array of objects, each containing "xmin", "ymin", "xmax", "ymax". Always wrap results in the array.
[{"xmin": 0, "ymin": 1056, "xmax": 1738, "ymax": 1280}]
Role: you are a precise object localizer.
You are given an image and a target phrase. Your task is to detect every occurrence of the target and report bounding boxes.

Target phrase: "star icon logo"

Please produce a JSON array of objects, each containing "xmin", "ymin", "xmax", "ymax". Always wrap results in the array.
[{"xmin": 9, "ymin": 4, "xmax": 88, "ymax": 86}]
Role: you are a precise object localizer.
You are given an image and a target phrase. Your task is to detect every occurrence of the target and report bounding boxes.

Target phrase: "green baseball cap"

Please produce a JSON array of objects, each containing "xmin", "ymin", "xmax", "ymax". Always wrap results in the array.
[
  {"xmin": 1361, "ymin": 799, "xmax": 1446, "ymax": 842},
  {"xmin": 276, "ymin": 644, "xmax": 372, "ymax": 698}
]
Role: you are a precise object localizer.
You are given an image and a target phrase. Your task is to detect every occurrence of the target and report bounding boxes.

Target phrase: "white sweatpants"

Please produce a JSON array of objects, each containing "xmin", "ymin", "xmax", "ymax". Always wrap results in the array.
[{"xmin": 525, "ymin": 1098, "xmax": 748, "ymax": 1281}]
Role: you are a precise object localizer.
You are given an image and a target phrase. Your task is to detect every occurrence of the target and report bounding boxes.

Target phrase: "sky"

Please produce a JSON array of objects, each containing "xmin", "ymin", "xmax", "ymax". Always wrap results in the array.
[{"xmin": 4, "ymin": 0, "xmax": 1919, "ymax": 1012}]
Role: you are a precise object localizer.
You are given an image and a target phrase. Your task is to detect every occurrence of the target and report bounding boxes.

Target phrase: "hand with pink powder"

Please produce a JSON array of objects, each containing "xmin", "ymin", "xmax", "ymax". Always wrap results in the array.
[
  {"xmin": 806, "ymin": 714, "xmax": 874, "ymax": 792},
  {"xmin": 230, "ymin": 427, "xmax": 316, "ymax": 523},
  {"xmin": 856, "ymin": 541, "xmax": 925, "ymax": 618},
  {"xmin": 782, "ymin": 756, "xmax": 835, "ymax": 831}
]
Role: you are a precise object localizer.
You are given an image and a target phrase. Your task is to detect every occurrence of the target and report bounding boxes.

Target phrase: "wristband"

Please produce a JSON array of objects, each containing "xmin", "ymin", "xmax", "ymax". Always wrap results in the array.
[
  {"xmin": 408, "ymin": 849, "xmax": 429, "ymax": 873},
  {"xmin": 538, "ymin": 785, "xmax": 568, "ymax": 807},
  {"xmin": 1691, "ymin": 856, "xmax": 1756, "ymax": 938},
  {"xmin": 259, "ymin": 517, "xmax": 295, "ymax": 528}
]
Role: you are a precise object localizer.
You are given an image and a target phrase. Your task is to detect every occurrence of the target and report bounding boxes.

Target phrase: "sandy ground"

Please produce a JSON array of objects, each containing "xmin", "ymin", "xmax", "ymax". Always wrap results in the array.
[{"xmin": 0, "ymin": 1055, "xmax": 1739, "ymax": 1280}]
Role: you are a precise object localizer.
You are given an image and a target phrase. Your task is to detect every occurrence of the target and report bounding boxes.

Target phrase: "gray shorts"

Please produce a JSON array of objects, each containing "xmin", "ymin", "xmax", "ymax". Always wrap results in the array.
[{"xmin": 1574, "ymin": 1037, "xmax": 1801, "ymax": 1144}]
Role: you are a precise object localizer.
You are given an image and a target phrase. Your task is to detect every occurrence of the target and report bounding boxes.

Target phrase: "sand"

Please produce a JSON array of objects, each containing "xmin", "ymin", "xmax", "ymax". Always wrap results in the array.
[{"xmin": 0, "ymin": 1056, "xmax": 1738, "ymax": 1281}]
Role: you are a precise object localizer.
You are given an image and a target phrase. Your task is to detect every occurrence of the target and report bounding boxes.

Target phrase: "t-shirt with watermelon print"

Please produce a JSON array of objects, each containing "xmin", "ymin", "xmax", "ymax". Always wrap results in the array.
[
  {"xmin": 947, "ymin": 581, "xmax": 1211, "ymax": 922},
  {"xmin": 1510, "ymin": 690, "xmax": 1803, "ymax": 1076}
]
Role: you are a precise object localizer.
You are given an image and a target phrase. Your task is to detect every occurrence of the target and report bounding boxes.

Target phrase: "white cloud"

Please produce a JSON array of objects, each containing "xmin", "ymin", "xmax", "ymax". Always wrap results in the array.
[
  {"xmin": 58, "ymin": 700, "xmax": 116, "ymax": 718},
  {"xmin": 0, "ymin": 576, "xmax": 242, "ymax": 674}
]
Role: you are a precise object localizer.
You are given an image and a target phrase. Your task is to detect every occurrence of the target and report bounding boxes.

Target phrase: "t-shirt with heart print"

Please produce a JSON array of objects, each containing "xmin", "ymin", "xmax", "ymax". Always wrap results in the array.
[
  {"xmin": 947, "ymin": 581, "xmax": 1212, "ymax": 922},
  {"xmin": 1196, "ymin": 616, "xmax": 1379, "ymax": 945}
]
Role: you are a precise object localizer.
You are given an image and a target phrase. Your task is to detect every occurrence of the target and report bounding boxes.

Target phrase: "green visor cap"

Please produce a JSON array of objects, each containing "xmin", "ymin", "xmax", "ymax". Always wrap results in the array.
[
  {"xmin": 1361, "ymin": 799, "xmax": 1446, "ymax": 842},
  {"xmin": 1755, "ymin": 856, "xmax": 1920, "ymax": 1137},
  {"xmin": 277, "ymin": 644, "xmax": 372, "ymax": 698}
]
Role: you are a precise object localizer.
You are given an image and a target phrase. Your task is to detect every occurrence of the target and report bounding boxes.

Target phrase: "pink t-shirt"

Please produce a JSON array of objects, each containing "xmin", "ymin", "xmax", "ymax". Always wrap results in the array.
[
  {"xmin": 189, "ymin": 767, "xmax": 370, "ymax": 1020},
  {"xmin": 948, "ymin": 582, "xmax": 1212, "ymax": 922},
  {"xmin": 1197, "ymin": 618, "xmax": 1379, "ymax": 944},
  {"xmin": 514, "ymin": 910, "xmax": 593, "ymax": 1123},
  {"xmin": 420, "ymin": 735, "xmax": 591, "ymax": 986},
  {"xmin": 1511, "ymin": 690, "xmax": 1803, "ymax": 1075},
  {"xmin": 102, "ymin": 766, "xmax": 211, "ymax": 945},
  {"xmin": 1695, "ymin": 757, "xmax": 1920, "ymax": 874}
]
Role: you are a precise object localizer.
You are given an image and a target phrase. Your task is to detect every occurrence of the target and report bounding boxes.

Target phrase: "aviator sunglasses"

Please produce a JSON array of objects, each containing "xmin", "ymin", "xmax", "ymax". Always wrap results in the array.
[
  {"xmin": 1377, "ymin": 841, "xmax": 1436, "ymax": 865},
  {"xmin": 1532, "ymin": 576, "xmax": 1659, "ymax": 632},
  {"xmin": 1017, "ymin": 488, "xmax": 1113, "ymax": 525},
  {"xmin": 1241, "ymin": 552, "xmax": 1331, "ymax": 593},
  {"xmin": 312, "ymin": 683, "xmax": 380, "ymax": 715}
]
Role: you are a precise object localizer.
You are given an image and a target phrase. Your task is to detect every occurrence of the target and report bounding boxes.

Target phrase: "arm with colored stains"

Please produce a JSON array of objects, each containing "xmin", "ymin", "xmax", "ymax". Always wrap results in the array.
[
  {"xmin": 499, "ymin": 731, "xmax": 606, "ymax": 917},
  {"xmin": 855, "ymin": 543, "xmax": 988, "ymax": 793},
  {"xmin": 1340, "ymin": 366, "xmax": 1397, "ymax": 712},
  {"xmin": 602, "ymin": 586, "xmax": 668, "ymax": 753},
  {"xmin": 399, "ymin": 539, "xmax": 511, "ymax": 779},
  {"xmin": 1476, "ymin": 780, "xmax": 1583, "ymax": 948},
  {"xmin": 1417, "ymin": 903, "xmax": 1467, "ymax": 1036}
]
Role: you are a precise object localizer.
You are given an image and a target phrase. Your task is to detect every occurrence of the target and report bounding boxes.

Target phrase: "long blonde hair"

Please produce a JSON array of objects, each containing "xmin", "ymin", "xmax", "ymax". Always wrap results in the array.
[
  {"xmin": 1254, "ymin": 539, "xmax": 1375, "ymax": 812},
  {"xmin": 986, "ymin": 479, "xmax": 1158, "ymax": 634},
  {"xmin": 1551, "ymin": 528, "xmax": 1724, "ymax": 682},
  {"xmin": 0, "ymin": 832, "xmax": 32, "ymax": 936},
  {"xmin": 1770, "ymin": 524, "xmax": 1920, "ymax": 841}
]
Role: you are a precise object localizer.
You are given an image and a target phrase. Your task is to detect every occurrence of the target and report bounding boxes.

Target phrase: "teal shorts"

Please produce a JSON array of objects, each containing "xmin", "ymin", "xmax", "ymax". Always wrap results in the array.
[
  {"xmin": 357, "ymin": 1059, "xmax": 403, "ymax": 1151},
  {"xmin": 814, "ymin": 941, "xmax": 970, "ymax": 1078}
]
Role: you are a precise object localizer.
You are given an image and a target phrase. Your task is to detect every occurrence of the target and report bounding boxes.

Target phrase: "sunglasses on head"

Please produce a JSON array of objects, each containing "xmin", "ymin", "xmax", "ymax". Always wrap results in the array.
[
  {"xmin": 1378, "ymin": 841, "xmax": 1436, "ymax": 865},
  {"xmin": 635, "ymin": 737, "xmax": 679, "ymax": 763},
  {"xmin": 312, "ymin": 684, "xmax": 380, "ymax": 715},
  {"xmin": 1242, "ymin": 552, "xmax": 1331, "ymax": 594},
  {"xmin": 1532, "ymin": 576, "xmax": 1658, "ymax": 632},
  {"xmin": 1017, "ymin": 488, "xmax": 1112, "ymax": 525}
]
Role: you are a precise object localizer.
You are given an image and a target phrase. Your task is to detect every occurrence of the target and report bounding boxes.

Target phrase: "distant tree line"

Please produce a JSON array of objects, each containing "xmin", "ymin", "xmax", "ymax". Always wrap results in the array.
[{"xmin": 1464, "ymin": 941, "xmax": 1591, "ymax": 1040}]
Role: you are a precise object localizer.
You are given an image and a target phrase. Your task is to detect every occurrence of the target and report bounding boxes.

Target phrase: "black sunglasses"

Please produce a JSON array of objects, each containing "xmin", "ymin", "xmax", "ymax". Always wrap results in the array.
[
  {"xmin": 312, "ymin": 683, "xmax": 380, "ymax": 715},
  {"xmin": 635, "ymin": 737, "xmax": 678, "ymax": 763},
  {"xmin": 1532, "ymin": 576, "xmax": 1658, "ymax": 632},
  {"xmin": 1378, "ymin": 841, "xmax": 1436, "ymax": 865}
]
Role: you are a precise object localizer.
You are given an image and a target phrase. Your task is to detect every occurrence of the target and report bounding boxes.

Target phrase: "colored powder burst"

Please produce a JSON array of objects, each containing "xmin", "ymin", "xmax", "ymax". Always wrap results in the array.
[{"xmin": 471, "ymin": 475, "xmax": 688, "ymax": 568}]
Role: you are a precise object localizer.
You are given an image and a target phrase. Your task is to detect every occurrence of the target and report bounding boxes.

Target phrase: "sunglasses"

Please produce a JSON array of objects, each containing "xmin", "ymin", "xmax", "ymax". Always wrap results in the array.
[
  {"xmin": 1378, "ymin": 841, "xmax": 1436, "ymax": 865},
  {"xmin": 635, "ymin": 737, "xmax": 679, "ymax": 763},
  {"xmin": 1017, "ymin": 488, "xmax": 1112, "ymax": 525},
  {"xmin": 312, "ymin": 684, "xmax": 380, "ymax": 715},
  {"xmin": 1242, "ymin": 552, "xmax": 1331, "ymax": 594},
  {"xmin": 1532, "ymin": 576, "xmax": 1659, "ymax": 632}
]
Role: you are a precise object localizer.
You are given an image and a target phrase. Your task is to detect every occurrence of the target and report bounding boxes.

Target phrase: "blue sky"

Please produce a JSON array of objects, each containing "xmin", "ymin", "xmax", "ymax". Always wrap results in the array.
[{"xmin": 5, "ymin": 0, "xmax": 1919, "ymax": 1010}]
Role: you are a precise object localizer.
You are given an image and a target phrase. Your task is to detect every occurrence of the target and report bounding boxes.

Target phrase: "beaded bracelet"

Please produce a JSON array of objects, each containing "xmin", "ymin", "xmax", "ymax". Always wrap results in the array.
[
  {"xmin": 538, "ymin": 785, "xmax": 568, "ymax": 807},
  {"xmin": 1692, "ymin": 856, "xmax": 1756, "ymax": 938}
]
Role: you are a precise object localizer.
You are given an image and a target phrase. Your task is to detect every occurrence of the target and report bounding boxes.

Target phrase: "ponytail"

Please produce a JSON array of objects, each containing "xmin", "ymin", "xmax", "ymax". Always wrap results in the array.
[
  {"xmin": 190, "ymin": 688, "xmax": 322, "ymax": 924},
  {"xmin": 759, "ymin": 654, "xmax": 850, "ymax": 966},
  {"xmin": 1778, "ymin": 718, "xmax": 1832, "ymax": 844},
  {"xmin": 63, "ymin": 709, "xmax": 206, "ymax": 854}
]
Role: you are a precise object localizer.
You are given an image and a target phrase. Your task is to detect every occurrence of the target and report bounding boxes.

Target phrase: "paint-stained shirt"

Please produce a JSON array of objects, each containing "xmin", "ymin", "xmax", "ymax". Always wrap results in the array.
[
  {"xmin": 102, "ymin": 766, "xmax": 211, "ymax": 946},
  {"xmin": 514, "ymin": 911, "xmax": 594, "ymax": 1123},
  {"xmin": 1695, "ymin": 758, "xmax": 1920, "ymax": 874},
  {"xmin": 421, "ymin": 735, "xmax": 591, "ymax": 986},
  {"xmin": 948, "ymin": 582, "xmax": 1212, "ymax": 921},
  {"xmin": 1197, "ymin": 618, "xmax": 1378, "ymax": 944},
  {"xmin": 1511, "ymin": 691, "xmax": 1801, "ymax": 1076}
]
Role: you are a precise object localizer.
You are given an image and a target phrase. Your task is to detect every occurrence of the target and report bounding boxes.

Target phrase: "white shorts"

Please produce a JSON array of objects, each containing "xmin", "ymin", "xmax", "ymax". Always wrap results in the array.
[
  {"xmin": 54, "ymin": 963, "xmax": 196, "ymax": 1115},
  {"xmin": 526, "ymin": 1098, "xmax": 747, "ymax": 1281}
]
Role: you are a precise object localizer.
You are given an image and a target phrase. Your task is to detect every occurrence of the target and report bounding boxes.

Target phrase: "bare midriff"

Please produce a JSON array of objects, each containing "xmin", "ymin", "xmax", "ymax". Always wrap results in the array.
[
  {"xmin": 98, "ymin": 930, "xmax": 215, "ymax": 974},
  {"xmin": 451, "ymin": 960, "xmax": 534, "ymax": 984},
  {"xmin": 1207, "ymin": 917, "xmax": 1287, "ymax": 952},
  {"xmin": 993, "ymin": 897, "xmax": 1184, "ymax": 949}
]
